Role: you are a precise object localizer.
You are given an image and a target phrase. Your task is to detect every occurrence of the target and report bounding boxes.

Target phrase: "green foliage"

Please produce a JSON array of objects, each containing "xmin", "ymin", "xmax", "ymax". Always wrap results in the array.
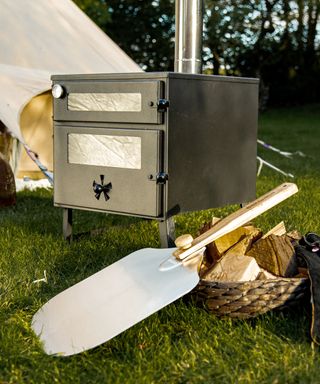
[
  {"xmin": 204, "ymin": 0, "xmax": 320, "ymax": 106},
  {"xmin": 73, "ymin": 0, "xmax": 110, "ymax": 27},
  {"xmin": 204, "ymin": 0, "xmax": 254, "ymax": 75},
  {"xmin": 0, "ymin": 104, "xmax": 320, "ymax": 382},
  {"xmin": 104, "ymin": 0, "xmax": 175, "ymax": 71},
  {"xmin": 75, "ymin": 0, "xmax": 175, "ymax": 71}
]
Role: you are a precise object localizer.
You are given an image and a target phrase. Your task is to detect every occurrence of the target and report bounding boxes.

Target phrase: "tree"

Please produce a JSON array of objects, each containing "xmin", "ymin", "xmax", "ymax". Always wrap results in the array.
[
  {"xmin": 204, "ymin": 0, "xmax": 254, "ymax": 75},
  {"xmin": 74, "ymin": 0, "xmax": 175, "ymax": 71},
  {"xmin": 205, "ymin": 0, "xmax": 320, "ymax": 105},
  {"xmin": 74, "ymin": 0, "xmax": 319, "ymax": 105},
  {"xmin": 73, "ymin": 0, "xmax": 111, "ymax": 27}
]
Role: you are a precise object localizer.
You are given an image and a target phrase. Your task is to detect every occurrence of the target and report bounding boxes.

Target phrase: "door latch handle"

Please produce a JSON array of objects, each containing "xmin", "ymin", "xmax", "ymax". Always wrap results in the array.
[
  {"xmin": 147, "ymin": 172, "xmax": 168, "ymax": 184},
  {"xmin": 157, "ymin": 99, "xmax": 169, "ymax": 112},
  {"xmin": 93, "ymin": 175, "xmax": 112, "ymax": 201}
]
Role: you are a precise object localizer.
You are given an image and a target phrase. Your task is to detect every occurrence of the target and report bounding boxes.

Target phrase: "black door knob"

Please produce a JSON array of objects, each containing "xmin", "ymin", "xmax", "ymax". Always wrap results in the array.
[
  {"xmin": 157, "ymin": 99, "xmax": 169, "ymax": 112},
  {"xmin": 156, "ymin": 172, "xmax": 168, "ymax": 184}
]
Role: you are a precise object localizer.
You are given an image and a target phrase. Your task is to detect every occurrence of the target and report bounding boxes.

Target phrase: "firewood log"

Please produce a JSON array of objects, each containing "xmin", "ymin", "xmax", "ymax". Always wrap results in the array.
[
  {"xmin": 246, "ymin": 234, "xmax": 298, "ymax": 277},
  {"xmin": 262, "ymin": 221, "xmax": 286, "ymax": 239},
  {"xmin": 199, "ymin": 222, "xmax": 262, "ymax": 271},
  {"xmin": 202, "ymin": 253, "xmax": 260, "ymax": 282},
  {"xmin": 202, "ymin": 230, "xmax": 262, "ymax": 281}
]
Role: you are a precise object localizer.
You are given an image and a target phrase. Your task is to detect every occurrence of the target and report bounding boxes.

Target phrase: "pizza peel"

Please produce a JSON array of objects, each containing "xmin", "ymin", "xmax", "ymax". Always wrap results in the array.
[{"xmin": 32, "ymin": 182, "xmax": 298, "ymax": 356}]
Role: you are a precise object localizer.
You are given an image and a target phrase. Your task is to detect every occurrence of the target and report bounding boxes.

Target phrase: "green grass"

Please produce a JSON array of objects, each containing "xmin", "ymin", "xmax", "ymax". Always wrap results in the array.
[{"xmin": 0, "ymin": 104, "xmax": 320, "ymax": 383}]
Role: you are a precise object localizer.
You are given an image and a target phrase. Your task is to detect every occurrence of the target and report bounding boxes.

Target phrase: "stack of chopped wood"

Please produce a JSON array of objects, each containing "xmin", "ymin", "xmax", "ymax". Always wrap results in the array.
[{"xmin": 199, "ymin": 218, "xmax": 305, "ymax": 282}]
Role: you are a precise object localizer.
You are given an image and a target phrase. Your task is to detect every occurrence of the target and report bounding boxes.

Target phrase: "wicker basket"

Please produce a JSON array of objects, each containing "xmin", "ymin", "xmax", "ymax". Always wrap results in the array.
[{"xmin": 191, "ymin": 277, "xmax": 309, "ymax": 319}]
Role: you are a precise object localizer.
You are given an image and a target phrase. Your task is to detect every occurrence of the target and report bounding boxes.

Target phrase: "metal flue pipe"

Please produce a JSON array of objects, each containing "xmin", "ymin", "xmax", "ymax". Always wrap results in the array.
[{"xmin": 174, "ymin": 0, "xmax": 203, "ymax": 74}]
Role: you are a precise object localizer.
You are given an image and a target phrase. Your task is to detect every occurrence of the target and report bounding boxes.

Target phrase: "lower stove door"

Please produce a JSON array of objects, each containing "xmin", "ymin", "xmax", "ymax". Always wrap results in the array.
[{"xmin": 54, "ymin": 126, "xmax": 164, "ymax": 218}]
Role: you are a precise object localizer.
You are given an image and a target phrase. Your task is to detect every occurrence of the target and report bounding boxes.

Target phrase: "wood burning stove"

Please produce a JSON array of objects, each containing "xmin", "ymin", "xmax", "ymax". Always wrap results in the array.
[
  {"xmin": 52, "ymin": 0, "xmax": 258, "ymax": 247},
  {"xmin": 52, "ymin": 71, "xmax": 259, "ymax": 246}
]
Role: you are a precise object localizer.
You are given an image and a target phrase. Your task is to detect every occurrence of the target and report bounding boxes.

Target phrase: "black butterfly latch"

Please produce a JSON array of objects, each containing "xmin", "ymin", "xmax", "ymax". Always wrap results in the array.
[{"xmin": 93, "ymin": 175, "xmax": 112, "ymax": 201}]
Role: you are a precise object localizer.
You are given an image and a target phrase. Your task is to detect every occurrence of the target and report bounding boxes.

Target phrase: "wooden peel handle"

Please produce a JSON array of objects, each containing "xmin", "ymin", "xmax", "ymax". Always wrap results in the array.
[{"xmin": 174, "ymin": 183, "xmax": 298, "ymax": 260}]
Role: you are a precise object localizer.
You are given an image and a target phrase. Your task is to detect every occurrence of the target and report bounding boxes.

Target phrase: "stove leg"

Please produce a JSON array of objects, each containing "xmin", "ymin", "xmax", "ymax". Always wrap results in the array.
[
  {"xmin": 158, "ymin": 217, "xmax": 176, "ymax": 248},
  {"xmin": 63, "ymin": 208, "xmax": 73, "ymax": 243}
]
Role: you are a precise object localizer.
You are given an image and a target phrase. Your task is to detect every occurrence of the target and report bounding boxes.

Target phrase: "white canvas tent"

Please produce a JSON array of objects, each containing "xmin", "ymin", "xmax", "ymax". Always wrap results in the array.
[{"xmin": 0, "ymin": 0, "xmax": 142, "ymax": 178}]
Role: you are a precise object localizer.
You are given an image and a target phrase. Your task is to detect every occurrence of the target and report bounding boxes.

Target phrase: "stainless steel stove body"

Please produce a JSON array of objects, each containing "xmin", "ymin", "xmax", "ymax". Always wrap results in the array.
[{"xmin": 52, "ymin": 72, "xmax": 258, "ymax": 246}]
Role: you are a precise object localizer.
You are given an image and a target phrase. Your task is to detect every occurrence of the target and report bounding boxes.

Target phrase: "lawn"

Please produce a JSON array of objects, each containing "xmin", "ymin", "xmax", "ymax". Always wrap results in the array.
[{"xmin": 0, "ymin": 104, "xmax": 320, "ymax": 383}]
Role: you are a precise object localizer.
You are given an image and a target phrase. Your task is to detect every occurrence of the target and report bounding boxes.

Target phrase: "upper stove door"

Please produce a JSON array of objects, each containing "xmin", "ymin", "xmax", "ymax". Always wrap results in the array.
[{"xmin": 52, "ymin": 80, "xmax": 164, "ymax": 124}]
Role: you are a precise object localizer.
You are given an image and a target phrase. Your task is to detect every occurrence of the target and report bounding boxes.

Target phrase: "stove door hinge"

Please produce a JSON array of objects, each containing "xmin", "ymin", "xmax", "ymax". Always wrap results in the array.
[{"xmin": 147, "ymin": 172, "xmax": 168, "ymax": 184}]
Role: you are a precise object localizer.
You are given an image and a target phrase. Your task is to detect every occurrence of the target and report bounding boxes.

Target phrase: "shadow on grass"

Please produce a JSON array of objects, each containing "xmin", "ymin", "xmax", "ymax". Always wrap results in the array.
[
  {"xmin": 246, "ymin": 304, "xmax": 312, "ymax": 342},
  {"xmin": 1, "ymin": 189, "xmax": 144, "ymax": 239},
  {"xmin": 184, "ymin": 293, "xmax": 313, "ymax": 346}
]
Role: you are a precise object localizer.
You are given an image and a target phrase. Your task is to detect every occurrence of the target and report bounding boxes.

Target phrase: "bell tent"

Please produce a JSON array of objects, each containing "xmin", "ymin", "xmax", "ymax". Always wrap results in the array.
[{"xmin": 0, "ymin": 0, "xmax": 141, "ymax": 178}]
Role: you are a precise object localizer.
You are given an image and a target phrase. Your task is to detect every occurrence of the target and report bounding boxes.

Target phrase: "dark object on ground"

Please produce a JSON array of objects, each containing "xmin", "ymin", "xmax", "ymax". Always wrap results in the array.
[
  {"xmin": 0, "ymin": 153, "xmax": 16, "ymax": 207},
  {"xmin": 295, "ymin": 234, "xmax": 320, "ymax": 344}
]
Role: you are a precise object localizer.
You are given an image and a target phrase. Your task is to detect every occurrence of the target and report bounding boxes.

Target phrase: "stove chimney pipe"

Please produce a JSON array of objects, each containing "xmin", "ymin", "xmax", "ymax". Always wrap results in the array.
[{"xmin": 174, "ymin": 0, "xmax": 203, "ymax": 74}]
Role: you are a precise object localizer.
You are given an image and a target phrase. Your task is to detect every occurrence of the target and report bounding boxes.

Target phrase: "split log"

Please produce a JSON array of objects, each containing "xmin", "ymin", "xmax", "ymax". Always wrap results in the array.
[
  {"xmin": 202, "ymin": 253, "xmax": 260, "ymax": 282},
  {"xmin": 257, "ymin": 268, "xmax": 277, "ymax": 280},
  {"xmin": 200, "ymin": 223, "xmax": 262, "ymax": 270},
  {"xmin": 295, "ymin": 267, "xmax": 309, "ymax": 278},
  {"xmin": 262, "ymin": 221, "xmax": 286, "ymax": 239},
  {"xmin": 246, "ymin": 234, "xmax": 298, "ymax": 277},
  {"xmin": 213, "ymin": 225, "xmax": 262, "ymax": 256},
  {"xmin": 286, "ymin": 230, "xmax": 302, "ymax": 241},
  {"xmin": 198, "ymin": 219, "xmax": 220, "ymax": 274},
  {"xmin": 202, "ymin": 230, "xmax": 262, "ymax": 282},
  {"xmin": 211, "ymin": 217, "xmax": 221, "ymax": 227}
]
